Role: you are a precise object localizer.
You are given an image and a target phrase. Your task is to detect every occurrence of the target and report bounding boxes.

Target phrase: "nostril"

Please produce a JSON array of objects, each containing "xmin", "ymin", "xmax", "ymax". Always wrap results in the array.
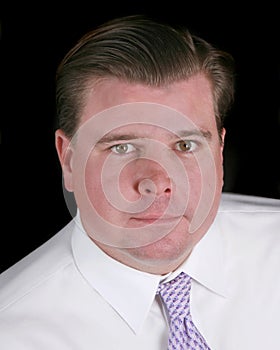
[
  {"xmin": 138, "ymin": 179, "xmax": 157, "ymax": 195},
  {"xmin": 138, "ymin": 177, "xmax": 172, "ymax": 196}
]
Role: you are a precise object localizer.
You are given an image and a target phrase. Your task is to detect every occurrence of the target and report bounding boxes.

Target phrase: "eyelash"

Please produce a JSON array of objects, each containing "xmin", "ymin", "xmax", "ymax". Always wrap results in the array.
[
  {"xmin": 110, "ymin": 140, "xmax": 199, "ymax": 155},
  {"xmin": 110, "ymin": 143, "xmax": 136, "ymax": 154},
  {"xmin": 174, "ymin": 140, "xmax": 199, "ymax": 153}
]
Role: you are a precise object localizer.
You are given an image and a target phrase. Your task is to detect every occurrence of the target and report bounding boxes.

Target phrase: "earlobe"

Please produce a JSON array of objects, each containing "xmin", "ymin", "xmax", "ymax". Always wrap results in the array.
[{"xmin": 55, "ymin": 129, "xmax": 74, "ymax": 192}]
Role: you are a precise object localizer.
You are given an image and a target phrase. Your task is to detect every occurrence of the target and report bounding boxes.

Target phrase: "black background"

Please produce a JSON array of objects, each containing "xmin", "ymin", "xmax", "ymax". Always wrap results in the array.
[{"xmin": 1, "ymin": 3, "xmax": 280, "ymax": 273}]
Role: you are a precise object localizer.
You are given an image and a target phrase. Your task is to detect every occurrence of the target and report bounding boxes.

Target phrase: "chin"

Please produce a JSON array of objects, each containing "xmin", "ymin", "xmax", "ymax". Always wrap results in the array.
[
  {"xmin": 125, "ymin": 222, "xmax": 194, "ymax": 266},
  {"xmin": 126, "ymin": 242, "xmax": 192, "ymax": 275}
]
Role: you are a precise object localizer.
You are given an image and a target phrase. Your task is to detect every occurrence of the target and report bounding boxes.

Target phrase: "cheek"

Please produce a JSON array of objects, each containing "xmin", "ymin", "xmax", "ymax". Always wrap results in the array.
[
  {"xmin": 85, "ymin": 167, "xmax": 101, "ymax": 195},
  {"xmin": 83, "ymin": 157, "xmax": 107, "ymax": 209},
  {"xmin": 182, "ymin": 149, "xmax": 223, "ymax": 209},
  {"xmin": 118, "ymin": 165, "xmax": 140, "ymax": 202},
  {"xmin": 83, "ymin": 157, "xmax": 137, "ymax": 214},
  {"xmin": 181, "ymin": 152, "xmax": 223, "ymax": 233},
  {"xmin": 184, "ymin": 166, "xmax": 202, "ymax": 209}
]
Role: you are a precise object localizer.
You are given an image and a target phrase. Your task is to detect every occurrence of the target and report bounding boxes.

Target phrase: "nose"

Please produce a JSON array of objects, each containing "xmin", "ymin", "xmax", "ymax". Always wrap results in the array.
[{"xmin": 137, "ymin": 172, "xmax": 172, "ymax": 197}]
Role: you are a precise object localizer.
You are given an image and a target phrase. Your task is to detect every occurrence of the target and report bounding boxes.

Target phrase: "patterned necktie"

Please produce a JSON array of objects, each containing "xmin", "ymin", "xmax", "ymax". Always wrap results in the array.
[{"xmin": 157, "ymin": 272, "xmax": 211, "ymax": 350}]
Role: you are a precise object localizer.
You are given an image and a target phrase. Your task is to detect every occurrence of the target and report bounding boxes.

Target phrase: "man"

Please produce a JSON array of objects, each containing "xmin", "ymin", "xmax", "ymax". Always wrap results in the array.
[{"xmin": 0, "ymin": 15, "xmax": 279, "ymax": 349}]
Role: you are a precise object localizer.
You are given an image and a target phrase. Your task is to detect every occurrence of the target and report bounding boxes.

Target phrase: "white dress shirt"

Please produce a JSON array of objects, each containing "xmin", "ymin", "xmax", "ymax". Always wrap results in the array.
[{"xmin": 0, "ymin": 192, "xmax": 280, "ymax": 349}]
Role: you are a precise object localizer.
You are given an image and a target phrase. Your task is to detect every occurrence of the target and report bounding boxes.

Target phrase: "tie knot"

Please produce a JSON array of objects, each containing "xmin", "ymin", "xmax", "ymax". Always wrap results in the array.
[
  {"xmin": 157, "ymin": 272, "xmax": 192, "ymax": 321},
  {"xmin": 157, "ymin": 272, "xmax": 191, "ymax": 293}
]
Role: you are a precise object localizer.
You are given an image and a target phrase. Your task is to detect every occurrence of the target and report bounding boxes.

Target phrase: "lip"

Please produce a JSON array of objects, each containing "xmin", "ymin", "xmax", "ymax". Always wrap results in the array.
[{"xmin": 131, "ymin": 215, "xmax": 181, "ymax": 224}]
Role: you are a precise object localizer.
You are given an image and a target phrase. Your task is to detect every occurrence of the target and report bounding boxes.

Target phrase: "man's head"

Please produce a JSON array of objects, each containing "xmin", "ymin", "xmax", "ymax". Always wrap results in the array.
[
  {"xmin": 55, "ymin": 15, "xmax": 235, "ymax": 141},
  {"xmin": 55, "ymin": 15, "xmax": 235, "ymax": 274}
]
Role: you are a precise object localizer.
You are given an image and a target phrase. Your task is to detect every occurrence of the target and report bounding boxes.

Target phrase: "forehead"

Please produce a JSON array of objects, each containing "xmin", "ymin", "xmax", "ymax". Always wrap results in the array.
[
  {"xmin": 96, "ymin": 122, "xmax": 213, "ymax": 143},
  {"xmin": 81, "ymin": 74, "xmax": 215, "ymax": 129},
  {"xmin": 75, "ymin": 101, "xmax": 215, "ymax": 149}
]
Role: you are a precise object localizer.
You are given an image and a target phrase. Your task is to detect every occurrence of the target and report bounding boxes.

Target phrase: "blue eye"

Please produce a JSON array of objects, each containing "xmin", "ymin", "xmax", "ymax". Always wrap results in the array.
[
  {"xmin": 111, "ymin": 143, "xmax": 135, "ymax": 154},
  {"xmin": 175, "ymin": 140, "xmax": 197, "ymax": 152}
]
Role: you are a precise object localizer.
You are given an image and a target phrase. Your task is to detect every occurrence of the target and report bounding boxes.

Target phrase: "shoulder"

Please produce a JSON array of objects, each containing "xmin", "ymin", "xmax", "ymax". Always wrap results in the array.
[
  {"xmin": 217, "ymin": 192, "xmax": 280, "ymax": 243},
  {"xmin": 219, "ymin": 192, "xmax": 280, "ymax": 212},
  {"xmin": 0, "ymin": 219, "xmax": 75, "ymax": 311},
  {"xmin": 216, "ymin": 194, "xmax": 280, "ymax": 295}
]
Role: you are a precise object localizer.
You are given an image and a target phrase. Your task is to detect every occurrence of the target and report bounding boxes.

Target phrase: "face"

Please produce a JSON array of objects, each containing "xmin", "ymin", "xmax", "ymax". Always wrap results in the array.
[{"xmin": 56, "ymin": 74, "xmax": 225, "ymax": 274}]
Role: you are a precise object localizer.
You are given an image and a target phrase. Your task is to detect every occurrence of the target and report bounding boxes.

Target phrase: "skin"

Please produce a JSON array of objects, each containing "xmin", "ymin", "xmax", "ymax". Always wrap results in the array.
[{"xmin": 55, "ymin": 73, "xmax": 225, "ymax": 275}]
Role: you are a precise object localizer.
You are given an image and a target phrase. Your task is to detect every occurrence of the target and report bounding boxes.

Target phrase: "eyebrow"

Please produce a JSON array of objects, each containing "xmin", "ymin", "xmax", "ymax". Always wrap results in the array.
[
  {"xmin": 96, "ymin": 129, "xmax": 212, "ymax": 144},
  {"xmin": 176, "ymin": 129, "xmax": 212, "ymax": 140}
]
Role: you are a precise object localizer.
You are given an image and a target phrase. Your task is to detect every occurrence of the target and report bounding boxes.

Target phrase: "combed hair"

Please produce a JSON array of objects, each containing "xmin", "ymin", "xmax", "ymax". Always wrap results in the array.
[{"xmin": 56, "ymin": 15, "xmax": 235, "ymax": 140}]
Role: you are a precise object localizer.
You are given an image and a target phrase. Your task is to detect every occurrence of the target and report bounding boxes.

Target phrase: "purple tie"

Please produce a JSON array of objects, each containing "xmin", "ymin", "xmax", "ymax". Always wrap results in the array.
[{"xmin": 157, "ymin": 272, "xmax": 211, "ymax": 350}]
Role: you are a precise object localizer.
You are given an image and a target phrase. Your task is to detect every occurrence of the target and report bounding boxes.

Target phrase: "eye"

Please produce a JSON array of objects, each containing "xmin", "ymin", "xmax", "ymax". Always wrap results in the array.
[
  {"xmin": 175, "ymin": 140, "xmax": 198, "ymax": 153},
  {"xmin": 111, "ymin": 143, "xmax": 135, "ymax": 154}
]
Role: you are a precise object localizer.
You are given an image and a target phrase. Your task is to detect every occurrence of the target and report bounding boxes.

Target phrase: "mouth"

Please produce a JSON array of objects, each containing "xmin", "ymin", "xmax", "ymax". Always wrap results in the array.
[{"xmin": 130, "ymin": 214, "xmax": 182, "ymax": 225}]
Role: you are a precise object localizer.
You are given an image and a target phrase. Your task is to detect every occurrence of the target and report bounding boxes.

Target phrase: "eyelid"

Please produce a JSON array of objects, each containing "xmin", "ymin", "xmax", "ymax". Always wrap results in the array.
[
  {"xmin": 110, "ymin": 142, "xmax": 136, "ymax": 154},
  {"xmin": 175, "ymin": 139, "xmax": 199, "ymax": 152}
]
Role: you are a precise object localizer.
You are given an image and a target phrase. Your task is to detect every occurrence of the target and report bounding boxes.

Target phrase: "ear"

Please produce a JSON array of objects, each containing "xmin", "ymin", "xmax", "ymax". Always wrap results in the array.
[
  {"xmin": 55, "ymin": 129, "xmax": 74, "ymax": 192},
  {"xmin": 220, "ymin": 128, "xmax": 226, "ymax": 154}
]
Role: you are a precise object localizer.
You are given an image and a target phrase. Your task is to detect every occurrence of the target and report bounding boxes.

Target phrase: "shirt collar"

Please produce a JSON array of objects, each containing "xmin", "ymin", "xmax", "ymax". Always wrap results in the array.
[
  {"xmin": 180, "ymin": 212, "xmax": 229, "ymax": 298},
  {"xmin": 71, "ymin": 211, "xmax": 228, "ymax": 334},
  {"xmin": 71, "ymin": 213, "xmax": 162, "ymax": 334}
]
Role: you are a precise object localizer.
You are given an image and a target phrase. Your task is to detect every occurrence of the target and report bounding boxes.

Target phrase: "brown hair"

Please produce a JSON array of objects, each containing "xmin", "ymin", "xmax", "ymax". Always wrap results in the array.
[{"xmin": 56, "ymin": 15, "xmax": 235, "ymax": 141}]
